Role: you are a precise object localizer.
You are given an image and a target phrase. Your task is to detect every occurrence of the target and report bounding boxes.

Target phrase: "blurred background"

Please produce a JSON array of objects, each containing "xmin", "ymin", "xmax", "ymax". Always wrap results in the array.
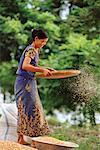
[{"xmin": 0, "ymin": 0, "xmax": 100, "ymax": 149}]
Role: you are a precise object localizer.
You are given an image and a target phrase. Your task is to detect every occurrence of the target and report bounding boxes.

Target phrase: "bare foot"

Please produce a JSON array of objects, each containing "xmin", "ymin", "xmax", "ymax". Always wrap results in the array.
[{"xmin": 18, "ymin": 138, "xmax": 30, "ymax": 145}]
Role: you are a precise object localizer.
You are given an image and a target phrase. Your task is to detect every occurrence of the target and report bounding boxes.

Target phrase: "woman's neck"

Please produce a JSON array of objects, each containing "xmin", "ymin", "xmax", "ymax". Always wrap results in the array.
[{"xmin": 31, "ymin": 42, "xmax": 39, "ymax": 52}]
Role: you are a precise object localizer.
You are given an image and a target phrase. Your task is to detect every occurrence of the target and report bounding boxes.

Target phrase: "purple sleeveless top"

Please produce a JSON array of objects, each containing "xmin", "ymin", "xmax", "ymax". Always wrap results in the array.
[{"xmin": 16, "ymin": 45, "xmax": 39, "ymax": 79}]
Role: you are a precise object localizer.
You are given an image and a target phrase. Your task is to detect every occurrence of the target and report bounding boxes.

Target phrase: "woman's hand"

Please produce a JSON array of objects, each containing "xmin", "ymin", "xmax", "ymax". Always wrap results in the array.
[
  {"xmin": 42, "ymin": 68, "xmax": 52, "ymax": 76},
  {"xmin": 46, "ymin": 67, "xmax": 56, "ymax": 72}
]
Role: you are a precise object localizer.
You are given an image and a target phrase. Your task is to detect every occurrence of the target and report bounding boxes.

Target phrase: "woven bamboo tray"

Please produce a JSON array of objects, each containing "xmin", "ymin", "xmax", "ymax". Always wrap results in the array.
[
  {"xmin": 31, "ymin": 136, "xmax": 79, "ymax": 150},
  {"xmin": 36, "ymin": 70, "xmax": 81, "ymax": 79}
]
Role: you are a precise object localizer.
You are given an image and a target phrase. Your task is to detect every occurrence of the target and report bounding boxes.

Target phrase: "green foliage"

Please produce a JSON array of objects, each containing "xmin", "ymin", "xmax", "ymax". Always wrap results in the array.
[
  {"xmin": 0, "ymin": 0, "xmax": 61, "ymax": 61},
  {"xmin": 47, "ymin": 116, "xmax": 62, "ymax": 126},
  {"xmin": 39, "ymin": 33, "xmax": 100, "ymax": 72},
  {"xmin": 78, "ymin": 136, "xmax": 99, "ymax": 150},
  {"xmin": 0, "ymin": 15, "xmax": 28, "ymax": 61},
  {"xmin": 0, "ymin": 60, "xmax": 18, "ymax": 93},
  {"xmin": 2, "ymin": 16, "xmax": 28, "ymax": 44},
  {"xmin": 68, "ymin": 0, "xmax": 100, "ymax": 39}
]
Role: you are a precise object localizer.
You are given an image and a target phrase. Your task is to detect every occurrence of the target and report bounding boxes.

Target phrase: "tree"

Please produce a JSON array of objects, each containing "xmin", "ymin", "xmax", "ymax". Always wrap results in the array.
[
  {"xmin": 67, "ymin": 0, "xmax": 100, "ymax": 39},
  {"xmin": 0, "ymin": 0, "xmax": 62, "ymax": 62}
]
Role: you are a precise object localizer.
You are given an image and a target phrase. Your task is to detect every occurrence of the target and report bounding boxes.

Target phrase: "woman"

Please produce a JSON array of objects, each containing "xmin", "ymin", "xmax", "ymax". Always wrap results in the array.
[{"xmin": 14, "ymin": 29, "xmax": 54, "ymax": 145}]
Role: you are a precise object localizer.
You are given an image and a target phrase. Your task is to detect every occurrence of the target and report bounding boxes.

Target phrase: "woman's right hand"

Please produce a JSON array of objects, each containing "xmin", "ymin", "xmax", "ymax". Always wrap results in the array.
[{"xmin": 42, "ymin": 69, "xmax": 52, "ymax": 76}]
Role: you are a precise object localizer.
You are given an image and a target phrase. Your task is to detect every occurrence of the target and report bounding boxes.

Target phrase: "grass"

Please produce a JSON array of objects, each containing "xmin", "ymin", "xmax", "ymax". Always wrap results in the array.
[{"xmin": 47, "ymin": 122, "xmax": 100, "ymax": 150}]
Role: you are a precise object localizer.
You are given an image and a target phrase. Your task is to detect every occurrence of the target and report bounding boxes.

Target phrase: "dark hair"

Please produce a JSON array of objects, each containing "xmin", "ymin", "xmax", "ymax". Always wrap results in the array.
[{"xmin": 32, "ymin": 29, "xmax": 48, "ymax": 41}]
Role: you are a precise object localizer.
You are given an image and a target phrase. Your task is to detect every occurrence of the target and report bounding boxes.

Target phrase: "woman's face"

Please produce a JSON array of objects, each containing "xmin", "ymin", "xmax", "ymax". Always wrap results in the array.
[{"xmin": 34, "ymin": 36, "xmax": 48, "ymax": 49}]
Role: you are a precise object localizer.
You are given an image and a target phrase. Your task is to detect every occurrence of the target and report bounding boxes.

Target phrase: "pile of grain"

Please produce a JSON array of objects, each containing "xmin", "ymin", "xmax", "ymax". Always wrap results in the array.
[{"xmin": 0, "ymin": 141, "xmax": 37, "ymax": 150}]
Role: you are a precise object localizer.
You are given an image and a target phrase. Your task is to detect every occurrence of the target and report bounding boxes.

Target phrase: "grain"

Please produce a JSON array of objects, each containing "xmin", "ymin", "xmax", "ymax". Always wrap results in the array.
[{"xmin": 0, "ymin": 141, "xmax": 37, "ymax": 150}]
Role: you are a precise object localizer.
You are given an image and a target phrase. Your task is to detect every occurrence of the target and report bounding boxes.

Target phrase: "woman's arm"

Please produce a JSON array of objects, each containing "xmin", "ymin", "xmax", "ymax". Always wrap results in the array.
[{"xmin": 22, "ymin": 56, "xmax": 52, "ymax": 76}]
